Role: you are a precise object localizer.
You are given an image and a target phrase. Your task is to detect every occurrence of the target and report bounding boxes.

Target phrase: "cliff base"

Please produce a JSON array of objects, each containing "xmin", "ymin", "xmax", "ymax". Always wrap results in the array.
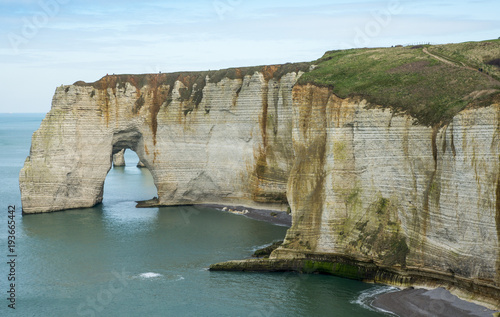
[{"xmin": 209, "ymin": 253, "xmax": 500, "ymax": 310}]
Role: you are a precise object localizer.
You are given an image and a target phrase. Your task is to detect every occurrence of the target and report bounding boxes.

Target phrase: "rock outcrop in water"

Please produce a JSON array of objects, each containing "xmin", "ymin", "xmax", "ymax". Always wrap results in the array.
[
  {"xmin": 113, "ymin": 149, "xmax": 126, "ymax": 167},
  {"xmin": 19, "ymin": 41, "xmax": 500, "ymax": 307}
]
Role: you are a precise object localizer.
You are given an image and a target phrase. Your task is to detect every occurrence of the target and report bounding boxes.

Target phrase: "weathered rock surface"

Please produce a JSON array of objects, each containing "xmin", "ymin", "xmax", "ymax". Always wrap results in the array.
[
  {"xmin": 113, "ymin": 149, "xmax": 126, "ymax": 167},
  {"xmin": 274, "ymin": 84, "xmax": 500, "ymax": 307},
  {"xmin": 20, "ymin": 64, "xmax": 500, "ymax": 307},
  {"xmin": 137, "ymin": 160, "xmax": 146, "ymax": 168},
  {"xmin": 209, "ymin": 84, "xmax": 500, "ymax": 308},
  {"xmin": 20, "ymin": 65, "xmax": 303, "ymax": 213}
]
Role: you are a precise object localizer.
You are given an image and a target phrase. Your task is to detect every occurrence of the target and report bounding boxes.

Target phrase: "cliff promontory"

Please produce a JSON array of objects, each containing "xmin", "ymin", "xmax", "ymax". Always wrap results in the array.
[{"xmin": 20, "ymin": 40, "xmax": 500, "ymax": 307}]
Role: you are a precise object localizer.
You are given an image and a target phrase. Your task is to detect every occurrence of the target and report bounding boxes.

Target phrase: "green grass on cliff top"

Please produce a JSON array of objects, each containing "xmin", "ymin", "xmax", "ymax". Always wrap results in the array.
[
  {"xmin": 299, "ymin": 39, "xmax": 500, "ymax": 126},
  {"xmin": 77, "ymin": 40, "xmax": 500, "ymax": 126}
]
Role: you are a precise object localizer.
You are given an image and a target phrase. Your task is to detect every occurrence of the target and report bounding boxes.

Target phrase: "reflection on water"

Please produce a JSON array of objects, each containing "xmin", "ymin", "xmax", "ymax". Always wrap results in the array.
[
  {"xmin": 102, "ymin": 150, "xmax": 160, "ymax": 232},
  {"xmin": 102, "ymin": 201, "xmax": 159, "ymax": 232}
]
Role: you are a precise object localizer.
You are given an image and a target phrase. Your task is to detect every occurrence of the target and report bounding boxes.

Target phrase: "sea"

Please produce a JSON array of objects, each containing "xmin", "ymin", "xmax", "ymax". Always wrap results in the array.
[{"xmin": 0, "ymin": 113, "xmax": 394, "ymax": 316}]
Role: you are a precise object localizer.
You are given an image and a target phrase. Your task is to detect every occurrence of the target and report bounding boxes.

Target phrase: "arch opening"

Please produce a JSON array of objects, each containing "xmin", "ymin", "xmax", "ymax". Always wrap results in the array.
[
  {"xmin": 111, "ymin": 128, "xmax": 143, "ymax": 155},
  {"xmin": 103, "ymin": 129, "xmax": 159, "ymax": 208}
]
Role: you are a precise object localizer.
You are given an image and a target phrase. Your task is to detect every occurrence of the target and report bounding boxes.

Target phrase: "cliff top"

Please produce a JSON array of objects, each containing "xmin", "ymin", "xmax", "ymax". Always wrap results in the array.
[
  {"xmin": 73, "ymin": 62, "xmax": 312, "ymax": 104},
  {"xmin": 74, "ymin": 39, "xmax": 500, "ymax": 126},
  {"xmin": 299, "ymin": 39, "xmax": 500, "ymax": 126}
]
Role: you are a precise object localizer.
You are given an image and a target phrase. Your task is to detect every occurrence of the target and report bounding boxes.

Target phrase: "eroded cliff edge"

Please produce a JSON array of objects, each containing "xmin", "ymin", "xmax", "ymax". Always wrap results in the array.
[
  {"xmin": 284, "ymin": 85, "xmax": 500, "ymax": 306},
  {"xmin": 20, "ymin": 41, "xmax": 500, "ymax": 307},
  {"xmin": 20, "ymin": 63, "xmax": 310, "ymax": 213}
]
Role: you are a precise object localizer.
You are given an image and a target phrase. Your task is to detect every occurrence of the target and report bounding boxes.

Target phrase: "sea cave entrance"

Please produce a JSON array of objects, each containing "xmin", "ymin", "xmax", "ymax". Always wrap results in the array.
[
  {"xmin": 100, "ymin": 129, "xmax": 160, "ymax": 208},
  {"xmin": 102, "ymin": 149, "xmax": 158, "ymax": 207}
]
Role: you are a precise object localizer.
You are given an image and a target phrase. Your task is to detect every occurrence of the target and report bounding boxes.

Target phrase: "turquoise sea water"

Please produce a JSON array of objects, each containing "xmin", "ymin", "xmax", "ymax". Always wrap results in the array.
[{"xmin": 0, "ymin": 114, "xmax": 391, "ymax": 316}]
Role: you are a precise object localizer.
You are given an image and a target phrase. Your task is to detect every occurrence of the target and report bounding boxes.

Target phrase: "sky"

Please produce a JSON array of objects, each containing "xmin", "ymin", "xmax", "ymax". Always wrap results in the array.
[{"xmin": 0, "ymin": 0, "xmax": 499, "ymax": 113}]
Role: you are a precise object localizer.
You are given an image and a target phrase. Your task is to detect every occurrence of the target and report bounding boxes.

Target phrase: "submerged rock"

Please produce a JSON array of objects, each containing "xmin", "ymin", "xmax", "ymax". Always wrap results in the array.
[
  {"xmin": 137, "ymin": 160, "xmax": 146, "ymax": 168},
  {"xmin": 252, "ymin": 241, "xmax": 283, "ymax": 258},
  {"xmin": 136, "ymin": 197, "xmax": 161, "ymax": 208}
]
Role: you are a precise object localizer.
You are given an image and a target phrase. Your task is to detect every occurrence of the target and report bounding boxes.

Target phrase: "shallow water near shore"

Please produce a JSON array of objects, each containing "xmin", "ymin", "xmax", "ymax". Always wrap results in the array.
[{"xmin": 0, "ymin": 114, "xmax": 392, "ymax": 316}]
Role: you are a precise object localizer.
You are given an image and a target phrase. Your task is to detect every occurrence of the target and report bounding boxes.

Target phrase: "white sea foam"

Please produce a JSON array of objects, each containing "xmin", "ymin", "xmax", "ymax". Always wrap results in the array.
[
  {"xmin": 138, "ymin": 272, "xmax": 163, "ymax": 279},
  {"xmin": 250, "ymin": 243, "xmax": 273, "ymax": 252},
  {"xmin": 351, "ymin": 285, "xmax": 399, "ymax": 315}
]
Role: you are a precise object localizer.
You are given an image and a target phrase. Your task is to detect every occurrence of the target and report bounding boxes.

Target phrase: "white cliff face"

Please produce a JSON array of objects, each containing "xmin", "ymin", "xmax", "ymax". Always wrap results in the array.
[
  {"xmin": 19, "ymin": 85, "xmax": 117, "ymax": 212},
  {"xmin": 135, "ymin": 71, "xmax": 298, "ymax": 208},
  {"xmin": 274, "ymin": 84, "xmax": 500, "ymax": 305},
  {"xmin": 19, "ymin": 74, "xmax": 500, "ymax": 305},
  {"xmin": 113, "ymin": 149, "xmax": 126, "ymax": 167},
  {"xmin": 20, "ymin": 69, "xmax": 300, "ymax": 213}
]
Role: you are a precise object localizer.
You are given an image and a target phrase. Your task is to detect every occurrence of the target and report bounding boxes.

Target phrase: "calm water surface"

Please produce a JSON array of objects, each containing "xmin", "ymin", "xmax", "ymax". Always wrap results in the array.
[{"xmin": 0, "ymin": 114, "xmax": 390, "ymax": 316}]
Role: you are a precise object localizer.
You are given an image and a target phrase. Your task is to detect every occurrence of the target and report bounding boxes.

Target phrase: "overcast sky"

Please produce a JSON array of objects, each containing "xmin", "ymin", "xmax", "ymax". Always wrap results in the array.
[{"xmin": 1, "ymin": 0, "xmax": 499, "ymax": 113}]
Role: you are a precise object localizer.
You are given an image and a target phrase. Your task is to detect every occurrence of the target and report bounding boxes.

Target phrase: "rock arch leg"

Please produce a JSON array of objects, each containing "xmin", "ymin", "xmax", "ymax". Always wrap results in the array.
[
  {"xmin": 19, "ymin": 116, "xmax": 161, "ymax": 214},
  {"xmin": 19, "ymin": 111, "xmax": 116, "ymax": 213}
]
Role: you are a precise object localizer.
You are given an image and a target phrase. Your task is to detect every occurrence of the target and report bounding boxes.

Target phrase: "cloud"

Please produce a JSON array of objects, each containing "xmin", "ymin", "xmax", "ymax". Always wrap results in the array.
[{"xmin": 1, "ymin": 0, "xmax": 500, "ymax": 112}]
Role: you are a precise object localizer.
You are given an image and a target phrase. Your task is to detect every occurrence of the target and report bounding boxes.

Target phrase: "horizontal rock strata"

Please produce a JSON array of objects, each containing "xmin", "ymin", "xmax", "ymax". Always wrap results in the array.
[
  {"xmin": 20, "ymin": 62, "xmax": 500, "ymax": 308},
  {"xmin": 20, "ymin": 65, "xmax": 306, "ymax": 213}
]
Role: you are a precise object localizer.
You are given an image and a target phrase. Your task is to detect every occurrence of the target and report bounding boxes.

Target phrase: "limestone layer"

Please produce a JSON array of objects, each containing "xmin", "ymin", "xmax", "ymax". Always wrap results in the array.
[
  {"xmin": 112, "ymin": 149, "xmax": 126, "ymax": 167},
  {"xmin": 20, "ymin": 66, "xmax": 302, "ymax": 213},
  {"xmin": 274, "ymin": 84, "xmax": 500, "ymax": 307},
  {"xmin": 20, "ymin": 70, "xmax": 500, "ymax": 307}
]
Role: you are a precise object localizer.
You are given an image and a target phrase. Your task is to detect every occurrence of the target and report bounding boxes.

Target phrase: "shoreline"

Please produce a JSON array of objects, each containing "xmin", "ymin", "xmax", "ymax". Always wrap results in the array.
[
  {"xmin": 135, "ymin": 200, "xmax": 292, "ymax": 227},
  {"xmin": 135, "ymin": 197, "xmax": 292, "ymax": 228},
  {"xmin": 371, "ymin": 287, "xmax": 500, "ymax": 317},
  {"xmin": 140, "ymin": 201, "xmax": 499, "ymax": 316},
  {"xmin": 200, "ymin": 204, "xmax": 292, "ymax": 227}
]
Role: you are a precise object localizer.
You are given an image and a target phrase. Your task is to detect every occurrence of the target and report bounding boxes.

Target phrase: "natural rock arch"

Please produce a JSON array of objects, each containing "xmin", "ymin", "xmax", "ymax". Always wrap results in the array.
[
  {"xmin": 19, "ymin": 46, "xmax": 500, "ymax": 307},
  {"xmin": 20, "ymin": 70, "xmax": 298, "ymax": 213},
  {"xmin": 19, "ymin": 109, "xmax": 159, "ymax": 213},
  {"xmin": 18, "ymin": 69, "xmax": 500, "ymax": 306}
]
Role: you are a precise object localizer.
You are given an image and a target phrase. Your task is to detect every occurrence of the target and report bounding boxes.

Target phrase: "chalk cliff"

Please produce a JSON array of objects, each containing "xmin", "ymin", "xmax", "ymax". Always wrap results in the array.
[
  {"xmin": 20, "ymin": 64, "xmax": 308, "ymax": 213},
  {"xmin": 20, "ymin": 41, "xmax": 500, "ymax": 307},
  {"xmin": 209, "ymin": 87, "xmax": 500, "ymax": 307},
  {"xmin": 113, "ymin": 149, "xmax": 126, "ymax": 167},
  {"xmin": 277, "ymin": 85, "xmax": 500, "ymax": 306}
]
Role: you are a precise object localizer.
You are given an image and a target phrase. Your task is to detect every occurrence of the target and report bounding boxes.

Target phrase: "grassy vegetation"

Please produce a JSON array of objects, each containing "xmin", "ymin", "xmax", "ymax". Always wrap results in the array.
[
  {"xmin": 299, "ymin": 40, "xmax": 500, "ymax": 126},
  {"xmin": 427, "ymin": 40, "xmax": 500, "ymax": 81},
  {"xmin": 74, "ymin": 40, "xmax": 500, "ymax": 126}
]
